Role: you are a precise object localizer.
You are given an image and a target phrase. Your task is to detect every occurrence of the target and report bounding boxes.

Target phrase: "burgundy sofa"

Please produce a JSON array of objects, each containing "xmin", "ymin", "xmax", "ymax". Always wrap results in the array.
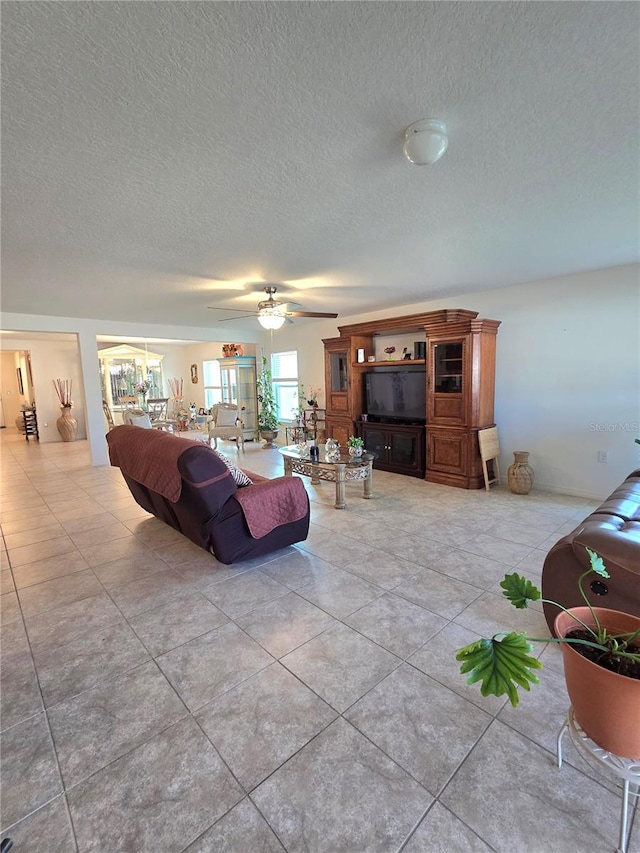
[
  {"xmin": 106, "ymin": 425, "xmax": 310, "ymax": 565},
  {"xmin": 541, "ymin": 469, "xmax": 640, "ymax": 633}
]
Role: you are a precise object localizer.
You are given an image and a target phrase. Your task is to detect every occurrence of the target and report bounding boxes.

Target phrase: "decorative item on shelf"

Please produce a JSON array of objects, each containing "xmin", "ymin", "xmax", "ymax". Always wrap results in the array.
[
  {"xmin": 402, "ymin": 347, "xmax": 412, "ymax": 360},
  {"xmin": 384, "ymin": 346, "xmax": 396, "ymax": 361},
  {"xmin": 508, "ymin": 451, "xmax": 534, "ymax": 494},
  {"xmin": 168, "ymin": 378, "xmax": 184, "ymax": 420},
  {"xmin": 456, "ymin": 548, "xmax": 640, "ymax": 760},
  {"xmin": 222, "ymin": 344, "xmax": 237, "ymax": 357},
  {"xmin": 257, "ymin": 356, "xmax": 279, "ymax": 448},
  {"xmin": 134, "ymin": 379, "xmax": 152, "ymax": 407},
  {"xmin": 52, "ymin": 378, "xmax": 77, "ymax": 442},
  {"xmin": 306, "ymin": 385, "xmax": 322, "ymax": 408},
  {"xmin": 414, "ymin": 341, "xmax": 426, "ymax": 359},
  {"xmin": 347, "ymin": 435, "xmax": 365, "ymax": 458},
  {"xmin": 324, "ymin": 437, "xmax": 340, "ymax": 462}
]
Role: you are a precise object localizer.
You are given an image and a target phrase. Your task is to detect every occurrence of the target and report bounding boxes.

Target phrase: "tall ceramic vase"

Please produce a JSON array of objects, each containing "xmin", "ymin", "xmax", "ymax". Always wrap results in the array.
[
  {"xmin": 508, "ymin": 451, "xmax": 533, "ymax": 494},
  {"xmin": 56, "ymin": 406, "xmax": 78, "ymax": 442}
]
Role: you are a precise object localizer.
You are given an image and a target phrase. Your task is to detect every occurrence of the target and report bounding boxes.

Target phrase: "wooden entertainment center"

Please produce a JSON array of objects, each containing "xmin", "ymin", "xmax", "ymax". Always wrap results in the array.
[{"xmin": 323, "ymin": 308, "xmax": 500, "ymax": 489}]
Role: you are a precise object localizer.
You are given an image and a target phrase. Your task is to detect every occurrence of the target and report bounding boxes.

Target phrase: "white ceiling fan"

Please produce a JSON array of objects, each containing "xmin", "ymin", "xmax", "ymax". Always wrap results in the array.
[{"xmin": 208, "ymin": 286, "xmax": 338, "ymax": 329}]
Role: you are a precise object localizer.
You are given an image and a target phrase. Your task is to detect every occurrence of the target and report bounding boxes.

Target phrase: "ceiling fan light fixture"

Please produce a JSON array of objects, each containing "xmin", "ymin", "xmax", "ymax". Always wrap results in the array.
[
  {"xmin": 257, "ymin": 308, "xmax": 286, "ymax": 330},
  {"xmin": 403, "ymin": 119, "xmax": 448, "ymax": 165}
]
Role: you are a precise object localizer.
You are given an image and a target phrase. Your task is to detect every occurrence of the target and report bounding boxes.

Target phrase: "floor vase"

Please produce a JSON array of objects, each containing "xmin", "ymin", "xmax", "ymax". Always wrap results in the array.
[
  {"xmin": 57, "ymin": 406, "xmax": 78, "ymax": 442},
  {"xmin": 508, "ymin": 450, "xmax": 533, "ymax": 494}
]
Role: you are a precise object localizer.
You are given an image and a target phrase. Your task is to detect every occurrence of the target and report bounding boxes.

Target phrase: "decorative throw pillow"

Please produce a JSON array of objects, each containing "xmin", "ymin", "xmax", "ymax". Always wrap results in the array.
[
  {"xmin": 129, "ymin": 413, "xmax": 153, "ymax": 429},
  {"xmin": 212, "ymin": 449, "xmax": 253, "ymax": 487}
]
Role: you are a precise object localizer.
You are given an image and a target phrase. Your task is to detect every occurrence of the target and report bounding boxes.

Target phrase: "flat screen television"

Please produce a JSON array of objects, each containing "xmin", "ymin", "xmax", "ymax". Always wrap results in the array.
[{"xmin": 364, "ymin": 371, "xmax": 426, "ymax": 423}]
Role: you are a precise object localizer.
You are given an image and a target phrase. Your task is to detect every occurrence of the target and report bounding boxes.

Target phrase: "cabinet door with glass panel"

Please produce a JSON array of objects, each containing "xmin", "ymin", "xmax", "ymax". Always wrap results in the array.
[
  {"xmin": 209, "ymin": 357, "xmax": 258, "ymax": 440},
  {"xmin": 323, "ymin": 337, "xmax": 350, "ymax": 417},
  {"xmin": 427, "ymin": 339, "xmax": 467, "ymax": 425}
]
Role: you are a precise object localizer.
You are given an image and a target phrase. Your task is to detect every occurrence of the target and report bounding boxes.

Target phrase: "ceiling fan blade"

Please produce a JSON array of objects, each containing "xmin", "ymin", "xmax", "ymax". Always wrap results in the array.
[
  {"xmin": 207, "ymin": 306, "xmax": 257, "ymax": 314},
  {"xmin": 286, "ymin": 311, "xmax": 339, "ymax": 318},
  {"xmin": 218, "ymin": 314, "xmax": 259, "ymax": 321}
]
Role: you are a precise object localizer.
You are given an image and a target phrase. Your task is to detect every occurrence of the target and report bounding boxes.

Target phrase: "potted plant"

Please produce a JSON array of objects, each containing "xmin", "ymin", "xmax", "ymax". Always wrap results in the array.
[
  {"xmin": 347, "ymin": 435, "xmax": 365, "ymax": 458},
  {"xmin": 257, "ymin": 357, "xmax": 279, "ymax": 448},
  {"xmin": 456, "ymin": 547, "xmax": 640, "ymax": 758}
]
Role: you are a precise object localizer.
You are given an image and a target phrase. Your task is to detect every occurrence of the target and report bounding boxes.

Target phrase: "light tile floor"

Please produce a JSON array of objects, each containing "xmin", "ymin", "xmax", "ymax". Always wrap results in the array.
[{"xmin": 1, "ymin": 431, "xmax": 638, "ymax": 852}]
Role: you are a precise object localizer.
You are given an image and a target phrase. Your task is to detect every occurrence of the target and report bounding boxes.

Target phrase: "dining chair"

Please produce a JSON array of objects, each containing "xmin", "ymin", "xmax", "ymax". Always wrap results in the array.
[{"xmin": 102, "ymin": 399, "xmax": 116, "ymax": 430}]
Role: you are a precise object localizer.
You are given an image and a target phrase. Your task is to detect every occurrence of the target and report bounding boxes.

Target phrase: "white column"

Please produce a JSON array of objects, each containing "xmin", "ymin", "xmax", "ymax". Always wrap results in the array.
[{"xmin": 77, "ymin": 330, "xmax": 109, "ymax": 466}]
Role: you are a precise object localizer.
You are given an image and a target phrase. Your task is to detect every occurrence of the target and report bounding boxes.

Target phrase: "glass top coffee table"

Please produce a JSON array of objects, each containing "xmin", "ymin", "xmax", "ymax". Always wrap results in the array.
[{"xmin": 279, "ymin": 446, "xmax": 374, "ymax": 510}]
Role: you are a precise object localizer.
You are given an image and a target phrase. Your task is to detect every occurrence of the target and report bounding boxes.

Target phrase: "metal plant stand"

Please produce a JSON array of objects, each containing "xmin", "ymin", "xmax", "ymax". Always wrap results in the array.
[{"xmin": 557, "ymin": 707, "xmax": 640, "ymax": 853}]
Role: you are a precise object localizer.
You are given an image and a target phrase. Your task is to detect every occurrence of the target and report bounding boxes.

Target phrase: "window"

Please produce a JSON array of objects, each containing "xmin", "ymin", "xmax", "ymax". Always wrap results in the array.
[
  {"xmin": 271, "ymin": 351, "xmax": 299, "ymax": 421},
  {"xmin": 203, "ymin": 360, "xmax": 223, "ymax": 409}
]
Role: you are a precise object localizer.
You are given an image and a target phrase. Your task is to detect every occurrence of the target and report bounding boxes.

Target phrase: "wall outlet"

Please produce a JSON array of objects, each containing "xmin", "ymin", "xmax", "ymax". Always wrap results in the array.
[{"xmin": 597, "ymin": 450, "xmax": 608, "ymax": 463}]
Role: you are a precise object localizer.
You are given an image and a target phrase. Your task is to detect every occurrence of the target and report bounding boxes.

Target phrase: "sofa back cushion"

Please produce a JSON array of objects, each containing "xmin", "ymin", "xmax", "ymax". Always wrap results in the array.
[{"xmin": 177, "ymin": 444, "xmax": 238, "ymax": 516}]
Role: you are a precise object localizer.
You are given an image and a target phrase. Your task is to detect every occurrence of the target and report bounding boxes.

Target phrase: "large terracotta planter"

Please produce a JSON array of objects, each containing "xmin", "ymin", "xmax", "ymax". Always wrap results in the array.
[{"xmin": 554, "ymin": 607, "xmax": 640, "ymax": 759}]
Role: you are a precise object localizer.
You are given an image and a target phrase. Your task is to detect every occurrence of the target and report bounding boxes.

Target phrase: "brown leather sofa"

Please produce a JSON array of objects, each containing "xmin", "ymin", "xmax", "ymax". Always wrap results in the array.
[
  {"xmin": 542, "ymin": 469, "xmax": 640, "ymax": 633},
  {"xmin": 106, "ymin": 425, "xmax": 310, "ymax": 565}
]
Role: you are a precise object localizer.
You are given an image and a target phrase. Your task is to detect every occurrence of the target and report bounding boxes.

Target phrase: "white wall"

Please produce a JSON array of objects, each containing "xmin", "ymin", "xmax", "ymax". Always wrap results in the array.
[
  {"xmin": 3, "ymin": 264, "xmax": 638, "ymax": 495},
  {"xmin": 1, "ymin": 351, "xmax": 26, "ymax": 427},
  {"xmin": 179, "ymin": 342, "xmax": 259, "ymax": 410},
  {"xmin": 0, "ymin": 337, "xmax": 86, "ymax": 443}
]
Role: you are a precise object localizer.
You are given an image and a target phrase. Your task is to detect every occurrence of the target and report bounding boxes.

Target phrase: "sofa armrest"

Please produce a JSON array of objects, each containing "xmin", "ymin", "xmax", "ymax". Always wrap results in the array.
[{"xmin": 233, "ymin": 476, "xmax": 310, "ymax": 538}]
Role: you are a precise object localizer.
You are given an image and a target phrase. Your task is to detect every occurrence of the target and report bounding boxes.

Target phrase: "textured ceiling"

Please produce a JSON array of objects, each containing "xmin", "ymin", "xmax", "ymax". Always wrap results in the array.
[{"xmin": 2, "ymin": 1, "xmax": 638, "ymax": 329}]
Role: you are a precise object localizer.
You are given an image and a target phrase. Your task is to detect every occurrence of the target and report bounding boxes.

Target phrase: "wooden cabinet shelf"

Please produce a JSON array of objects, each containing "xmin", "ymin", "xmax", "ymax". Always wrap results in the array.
[{"xmin": 352, "ymin": 359, "xmax": 426, "ymax": 368}]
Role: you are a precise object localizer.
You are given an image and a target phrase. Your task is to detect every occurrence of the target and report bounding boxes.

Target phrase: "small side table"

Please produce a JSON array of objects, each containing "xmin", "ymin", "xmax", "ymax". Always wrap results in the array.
[{"xmin": 557, "ymin": 707, "xmax": 640, "ymax": 853}]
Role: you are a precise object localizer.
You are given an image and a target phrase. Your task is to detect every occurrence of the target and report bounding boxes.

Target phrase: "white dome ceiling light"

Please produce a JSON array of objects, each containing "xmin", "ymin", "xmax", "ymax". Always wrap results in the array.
[
  {"xmin": 257, "ymin": 308, "xmax": 287, "ymax": 330},
  {"xmin": 403, "ymin": 119, "xmax": 448, "ymax": 165}
]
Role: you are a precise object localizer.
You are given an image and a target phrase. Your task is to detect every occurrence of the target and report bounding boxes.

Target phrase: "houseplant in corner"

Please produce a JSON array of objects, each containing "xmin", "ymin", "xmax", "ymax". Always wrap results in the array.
[
  {"xmin": 456, "ymin": 547, "xmax": 640, "ymax": 758},
  {"xmin": 257, "ymin": 357, "xmax": 279, "ymax": 448}
]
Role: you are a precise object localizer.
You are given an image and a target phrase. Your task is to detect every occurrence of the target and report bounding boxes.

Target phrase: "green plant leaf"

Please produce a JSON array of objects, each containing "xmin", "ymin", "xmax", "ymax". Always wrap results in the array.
[
  {"xmin": 456, "ymin": 633, "xmax": 542, "ymax": 707},
  {"xmin": 499, "ymin": 573, "xmax": 541, "ymax": 609},
  {"xmin": 586, "ymin": 547, "xmax": 609, "ymax": 579}
]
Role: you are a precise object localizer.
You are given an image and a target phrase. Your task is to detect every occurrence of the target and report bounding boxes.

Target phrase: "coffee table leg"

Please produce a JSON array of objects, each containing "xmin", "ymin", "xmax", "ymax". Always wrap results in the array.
[
  {"xmin": 311, "ymin": 464, "xmax": 320, "ymax": 485},
  {"xmin": 363, "ymin": 460, "xmax": 373, "ymax": 499},
  {"xmin": 335, "ymin": 464, "xmax": 346, "ymax": 509},
  {"xmin": 283, "ymin": 457, "xmax": 292, "ymax": 477}
]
